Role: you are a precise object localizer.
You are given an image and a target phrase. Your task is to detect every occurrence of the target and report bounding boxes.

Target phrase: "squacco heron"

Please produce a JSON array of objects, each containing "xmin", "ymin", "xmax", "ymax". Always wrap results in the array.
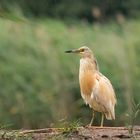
[{"xmin": 65, "ymin": 46, "xmax": 117, "ymax": 127}]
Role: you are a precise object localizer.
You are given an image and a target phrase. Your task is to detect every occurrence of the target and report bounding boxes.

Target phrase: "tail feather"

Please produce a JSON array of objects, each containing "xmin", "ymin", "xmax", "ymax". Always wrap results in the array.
[{"xmin": 105, "ymin": 108, "xmax": 115, "ymax": 120}]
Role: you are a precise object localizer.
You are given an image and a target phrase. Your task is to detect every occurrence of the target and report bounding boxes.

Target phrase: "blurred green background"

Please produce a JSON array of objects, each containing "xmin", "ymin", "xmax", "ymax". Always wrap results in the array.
[{"xmin": 0, "ymin": 0, "xmax": 140, "ymax": 129}]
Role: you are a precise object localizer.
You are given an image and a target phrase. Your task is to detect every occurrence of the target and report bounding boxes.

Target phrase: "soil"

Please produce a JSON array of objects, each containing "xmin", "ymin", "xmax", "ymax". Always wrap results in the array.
[{"xmin": 17, "ymin": 126, "xmax": 140, "ymax": 140}]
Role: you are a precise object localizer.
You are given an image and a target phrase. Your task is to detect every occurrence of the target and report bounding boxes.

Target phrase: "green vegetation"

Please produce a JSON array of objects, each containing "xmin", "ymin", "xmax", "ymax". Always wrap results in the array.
[
  {"xmin": 58, "ymin": 119, "xmax": 81, "ymax": 135},
  {"xmin": 1, "ymin": 0, "xmax": 140, "ymax": 21},
  {"xmin": 0, "ymin": 18, "xmax": 140, "ymax": 129},
  {"xmin": 126, "ymin": 99, "xmax": 140, "ymax": 134}
]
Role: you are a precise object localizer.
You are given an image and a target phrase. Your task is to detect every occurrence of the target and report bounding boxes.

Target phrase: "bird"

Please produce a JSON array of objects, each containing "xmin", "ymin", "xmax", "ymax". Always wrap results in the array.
[{"xmin": 65, "ymin": 46, "xmax": 117, "ymax": 127}]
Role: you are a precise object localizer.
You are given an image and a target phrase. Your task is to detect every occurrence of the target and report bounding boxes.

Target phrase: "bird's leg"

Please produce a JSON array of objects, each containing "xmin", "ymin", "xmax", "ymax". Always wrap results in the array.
[
  {"xmin": 89, "ymin": 111, "xmax": 95, "ymax": 126},
  {"xmin": 100, "ymin": 113, "xmax": 104, "ymax": 127}
]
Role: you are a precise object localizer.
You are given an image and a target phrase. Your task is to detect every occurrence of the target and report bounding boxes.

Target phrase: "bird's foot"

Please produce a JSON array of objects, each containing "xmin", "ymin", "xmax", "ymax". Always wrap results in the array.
[{"xmin": 84, "ymin": 123, "xmax": 93, "ymax": 128}]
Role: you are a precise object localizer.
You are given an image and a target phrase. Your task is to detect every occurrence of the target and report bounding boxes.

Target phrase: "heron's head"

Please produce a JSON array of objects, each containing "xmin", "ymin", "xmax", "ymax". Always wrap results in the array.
[{"xmin": 65, "ymin": 46, "xmax": 93, "ymax": 58}]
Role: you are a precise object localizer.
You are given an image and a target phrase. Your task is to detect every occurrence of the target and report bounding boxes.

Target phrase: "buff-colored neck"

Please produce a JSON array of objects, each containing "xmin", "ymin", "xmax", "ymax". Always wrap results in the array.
[{"xmin": 80, "ymin": 55, "xmax": 99, "ymax": 72}]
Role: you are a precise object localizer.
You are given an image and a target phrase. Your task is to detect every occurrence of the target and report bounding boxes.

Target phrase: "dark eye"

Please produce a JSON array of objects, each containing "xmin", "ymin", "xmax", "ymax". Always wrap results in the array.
[{"xmin": 80, "ymin": 48, "xmax": 85, "ymax": 52}]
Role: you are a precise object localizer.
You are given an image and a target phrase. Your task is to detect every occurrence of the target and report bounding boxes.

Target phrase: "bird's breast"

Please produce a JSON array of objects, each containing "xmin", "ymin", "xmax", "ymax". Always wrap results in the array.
[
  {"xmin": 79, "ymin": 58, "xmax": 96, "ymax": 96},
  {"xmin": 79, "ymin": 71, "xmax": 95, "ymax": 97}
]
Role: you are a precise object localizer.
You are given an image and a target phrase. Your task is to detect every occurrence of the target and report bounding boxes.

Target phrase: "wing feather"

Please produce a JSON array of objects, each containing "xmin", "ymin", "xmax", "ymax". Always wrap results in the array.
[{"xmin": 90, "ymin": 72, "xmax": 116, "ymax": 120}]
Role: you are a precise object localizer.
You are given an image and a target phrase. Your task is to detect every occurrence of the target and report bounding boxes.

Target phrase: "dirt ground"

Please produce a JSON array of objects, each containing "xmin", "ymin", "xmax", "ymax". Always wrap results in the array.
[
  {"xmin": 0, "ymin": 126, "xmax": 140, "ymax": 140},
  {"xmin": 11, "ymin": 126, "xmax": 140, "ymax": 140}
]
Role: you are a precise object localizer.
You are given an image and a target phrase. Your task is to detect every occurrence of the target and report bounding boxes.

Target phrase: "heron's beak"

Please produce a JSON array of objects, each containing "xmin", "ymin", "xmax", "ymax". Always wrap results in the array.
[{"xmin": 65, "ymin": 49, "xmax": 80, "ymax": 53}]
